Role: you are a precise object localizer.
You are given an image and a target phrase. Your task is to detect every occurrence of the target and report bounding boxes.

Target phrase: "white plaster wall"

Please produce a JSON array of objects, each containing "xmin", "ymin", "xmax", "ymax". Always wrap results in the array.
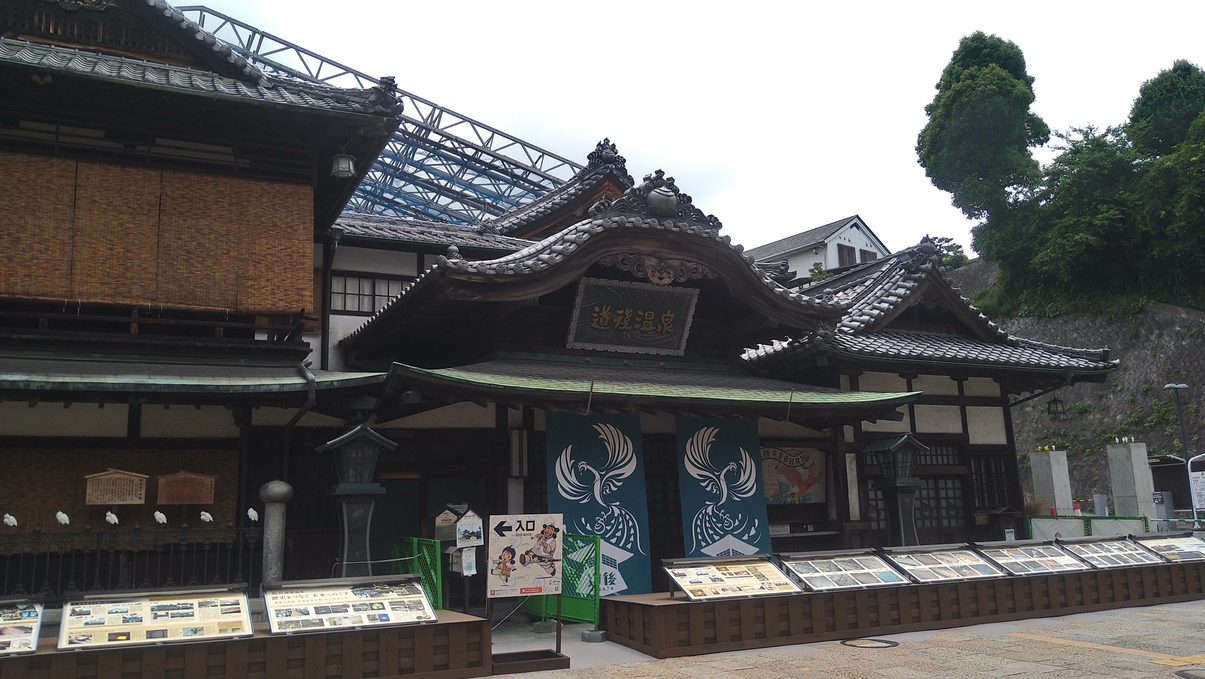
[
  {"xmin": 966, "ymin": 406, "xmax": 1008, "ymax": 444},
  {"xmin": 0, "ymin": 402, "xmax": 128, "ymax": 437},
  {"xmin": 963, "ymin": 377, "xmax": 1001, "ymax": 398},
  {"xmin": 858, "ymin": 372, "xmax": 908, "ymax": 392},
  {"xmin": 141, "ymin": 406, "xmax": 239, "ymax": 438},
  {"xmin": 331, "ymin": 247, "xmax": 419, "ymax": 277},
  {"xmin": 913, "ymin": 404, "xmax": 963, "ymax": 434},
  {"xmin": 381, "ymin": 402, "xmax": 495, "ymax": 429},
  {"xmin": 861, "ymin": 407, "xmax": 911, "ymax": 433},
  {"xmin": 912, "ymin": 375, "xmax": 960, "ymax": 396}
]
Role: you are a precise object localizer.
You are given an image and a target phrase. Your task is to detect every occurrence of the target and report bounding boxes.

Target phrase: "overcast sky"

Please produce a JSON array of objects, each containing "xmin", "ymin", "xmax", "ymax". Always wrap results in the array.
[{"xmin": 199, "ymin": 0, "xmax": 1205, "ymax": 256}]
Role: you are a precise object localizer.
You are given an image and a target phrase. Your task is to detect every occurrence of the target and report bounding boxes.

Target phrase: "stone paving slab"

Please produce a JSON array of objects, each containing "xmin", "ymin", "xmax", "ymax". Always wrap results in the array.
[{"xmin": 499, "ymin": 599, "xmax": 1205, "ymax": 679}]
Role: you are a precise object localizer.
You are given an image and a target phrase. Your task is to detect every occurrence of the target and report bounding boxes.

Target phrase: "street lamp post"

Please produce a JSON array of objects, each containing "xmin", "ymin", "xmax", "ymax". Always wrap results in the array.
[{"xmin": 1164, "ymin": 383, "xmax": 1198, "ymax": 527}]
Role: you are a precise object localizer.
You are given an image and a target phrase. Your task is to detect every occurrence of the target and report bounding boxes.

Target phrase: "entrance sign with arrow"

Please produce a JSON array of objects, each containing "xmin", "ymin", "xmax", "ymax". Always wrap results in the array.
[{"xmin": 486, "ymin": 513, "xmax": 563, "ymax": 598}]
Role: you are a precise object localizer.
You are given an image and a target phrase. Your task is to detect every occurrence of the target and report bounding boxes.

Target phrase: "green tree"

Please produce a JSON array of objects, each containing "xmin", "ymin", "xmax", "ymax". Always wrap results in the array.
[
  {"xmin": 1138, "ymin": 110, "xmax": 1205, "ymax": 301},
  {"xmin": 930, "ymin": 236, "xmax": 971, "ymax": 270},
  {"xmin": 917, "ymin": 32, "xmax": 1050, "ymax": 222},
  {"xmin": 1128, "ymin": 60, "xmax": 1205, "ymax": 157}
]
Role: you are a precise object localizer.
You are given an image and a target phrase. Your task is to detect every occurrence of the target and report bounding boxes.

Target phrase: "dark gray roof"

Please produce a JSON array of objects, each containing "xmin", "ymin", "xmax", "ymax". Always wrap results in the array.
[
  {"xmin": 744, "ymin": 216, "xmax": 859, "ymax": 261},
  {"xmin": 140, "ymin": 0, "xmax": 262, "ymax": 81},
  {"xmin": 335, "ymin": 213, "xmax": 531, "ymax": 252},
  {"xmin": 479, "ymin": 138, "xmax": 635, "ymax": 235},
  {"xmin": 0, "ymin": 37, "xmax": 397, "ymax": 116},
  {"xmin": 744, "ymin": 330, "xmax": 1115, "ymax": 372}
]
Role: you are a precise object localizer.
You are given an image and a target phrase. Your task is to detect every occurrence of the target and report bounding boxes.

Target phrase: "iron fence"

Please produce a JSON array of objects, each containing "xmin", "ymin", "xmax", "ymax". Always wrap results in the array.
[{"xmin": 0, "ymin": 525, "xmax": 262, "ymax": 601}]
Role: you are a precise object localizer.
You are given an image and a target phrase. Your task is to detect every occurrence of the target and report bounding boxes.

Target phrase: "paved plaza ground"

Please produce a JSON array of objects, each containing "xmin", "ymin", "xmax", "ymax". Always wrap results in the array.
[{"xmin": 493, "ymin": 599, "xmax": 1205, "ymax": 678}]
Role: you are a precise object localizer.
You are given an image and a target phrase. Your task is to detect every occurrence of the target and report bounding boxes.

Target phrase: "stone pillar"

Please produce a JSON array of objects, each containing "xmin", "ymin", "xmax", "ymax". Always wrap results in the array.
[
  {"xmin": 259, "ymin": 480, "xmax": 294, "ymax": 587},
  {"xmin": 1107, "ymin": 442, "xmax": 1156, "ymax": 518},
  {"xmin": 1030, "ymin": 449, "xmax": 1074, "ymax": 514}
]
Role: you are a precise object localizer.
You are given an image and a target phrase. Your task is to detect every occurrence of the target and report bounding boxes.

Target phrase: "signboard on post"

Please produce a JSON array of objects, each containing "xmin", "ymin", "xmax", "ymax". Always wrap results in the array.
[
  {"xmin": 1190, "ymin": 469, "xmax": 1205, "ymax": 513},
  {"xmin": 486, "ymin": 513, "xmax": 563, "ymax": 598},
  {"xmin": 456, "ymin": 511, "xmax": 484, "ymax": 548}
]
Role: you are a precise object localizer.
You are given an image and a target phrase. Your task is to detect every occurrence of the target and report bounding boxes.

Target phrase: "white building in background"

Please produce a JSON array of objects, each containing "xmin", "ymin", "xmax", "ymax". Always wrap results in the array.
[{"xmin": 744, "ymin": 215, "xmax": 891, "ymax": 283}]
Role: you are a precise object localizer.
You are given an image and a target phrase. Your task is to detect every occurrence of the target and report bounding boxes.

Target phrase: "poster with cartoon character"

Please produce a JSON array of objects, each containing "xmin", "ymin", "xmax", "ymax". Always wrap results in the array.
[{"xmin": 486, "ymin": 513, "xmax": 563, "ymax": 598}]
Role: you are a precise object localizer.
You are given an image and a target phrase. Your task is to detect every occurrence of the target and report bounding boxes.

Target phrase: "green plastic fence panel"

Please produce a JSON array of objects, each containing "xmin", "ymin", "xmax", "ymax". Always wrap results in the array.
[
  {"xmin": 518, "ymin": 533, "xmax": 601, "ymax": 628},
  {"xmin": 391, "ymin": 536, "xmax": 443, "ymax": 610}
]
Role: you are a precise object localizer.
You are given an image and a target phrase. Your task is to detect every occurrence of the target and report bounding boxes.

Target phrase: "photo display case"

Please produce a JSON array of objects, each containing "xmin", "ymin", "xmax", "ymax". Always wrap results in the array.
[
  {"xmin": 880, "ymin": 546, "xmax": 1004, "ymax": 582},
  {"xmin": 57, "ymin": 588, "xmax": 251, "ymax": 650},
  {"xmin": 1057, "ymin": 537, "xmax": 1165, "ymax": 568},
  {"xmin": 263, "ymin": 575, "xmax": 436, "ymax": 634},
  {"xmin": 977, "ymin": 541, "xmax": 1090, "ymax": 575},
  {"xmin": 777, "ymin": 549, "xmax": 908, "ymax": 591},
  {"xmin": 0, "ymin": 599, "xmax": 42, "ymax": 656},
  {"xmin": 663, "ymin": 557, "xmax": 800, "ymax": 600},
  {"xmin": 1132, "ymin": 533, "xmax": 1205, "ymax": 562}
]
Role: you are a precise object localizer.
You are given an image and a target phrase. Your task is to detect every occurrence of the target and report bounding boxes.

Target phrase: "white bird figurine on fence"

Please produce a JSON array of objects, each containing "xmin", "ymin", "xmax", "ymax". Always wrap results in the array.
[
  {"xmin": 200, "ymin": 511, "xmax": 214, "ymax": 523},
  {"xmin": 246, "ymin": 507, "xmax": 259, "ymax": 522},
  {"xmin": 2, "ymin": 513, "xmax": 16, "ymax": 527},
  {"xmin": 105, "ymin": 511, "xmax": 119, "ymax": 525},
  {"xmin": 154, "ymin": 511, "xmax": 167, "ymax": 525},
  {"xmin": 56, "ymin": 511, "xmax": 69, "ymax": 525}
]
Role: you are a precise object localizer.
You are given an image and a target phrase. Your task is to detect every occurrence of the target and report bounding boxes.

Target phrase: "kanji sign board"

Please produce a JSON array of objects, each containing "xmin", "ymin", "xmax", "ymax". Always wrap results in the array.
[{"xmin": 486, "ymin": 513, "xmax": 563, "ymax": 598}]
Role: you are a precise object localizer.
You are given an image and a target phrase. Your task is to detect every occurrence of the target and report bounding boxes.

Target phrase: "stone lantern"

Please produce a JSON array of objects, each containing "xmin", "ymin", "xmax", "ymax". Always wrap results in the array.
[
  {"xmin": 864, "ymin": 434, "xmax": 928, "ymax": 547},
  {"xmin": 318, "ymin": 423, "xmax": 394, "ymax": 576}
]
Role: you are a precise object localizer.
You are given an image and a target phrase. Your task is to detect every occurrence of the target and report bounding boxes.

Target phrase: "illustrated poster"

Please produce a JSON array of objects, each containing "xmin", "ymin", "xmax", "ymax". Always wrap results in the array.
[
  {"xmin": 487, "ymin": 513, "xmax": 563, "ymax": 598},
  {"xmin": 676, "ymin": 416, "xmax": 772, "ymax": 557},
  {"xmin": 0, "ymin": 601, "xmax": 42, "ymax": 655},
  {"xmin": 761, "ymin": 446, "xmax": 826, "ymax": 504},
  {"xmin": 264, "ymin": 580, "xmax": 435, "ymax": 634},
  {"xmin": 58, "ymin": 592, "xmax": 251, "ymax": 650},
  {"xmin": 547, "ymin": 411, "xmax": 652, "ymax": 595},
  {"xmin": 456, "ymin": 511, "xmax": 484, "ymax": 548}
]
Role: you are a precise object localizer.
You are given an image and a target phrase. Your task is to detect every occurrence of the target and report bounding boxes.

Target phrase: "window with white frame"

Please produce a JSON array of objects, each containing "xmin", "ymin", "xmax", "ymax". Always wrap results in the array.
[{"xmin": 330, "ymin": 274, "xmax": 407, "ymax": 314}]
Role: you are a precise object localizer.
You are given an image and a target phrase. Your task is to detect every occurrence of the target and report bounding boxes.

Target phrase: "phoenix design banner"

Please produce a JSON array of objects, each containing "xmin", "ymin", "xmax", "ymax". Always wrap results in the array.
[
  {"xmin": 675, "ymin": 416, "xmax": 773, "ymax": 557},
  {"xmin": 546, "ymin": 411, "xmax": 652, "ymax": 595}
]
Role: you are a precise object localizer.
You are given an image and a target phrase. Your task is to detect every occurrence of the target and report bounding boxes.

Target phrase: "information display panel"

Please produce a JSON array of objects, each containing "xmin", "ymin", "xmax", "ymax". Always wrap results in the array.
[
  {"xmin": 0, "ymin": 600, "xmax": 42, "ymax": 656},
  {"xmin": 978, "ymin": 543, "xmax": 1090, "ymax": 575},
  {"xmin": 58, "ymin": 589, "xmax": 251, "ymax": 650},
  {"xmin": 1133, "ymin": 534, "xmax": 1205, "ymax": 562},
  {"xmin": 881, "ymin": 547, "xmax": 1004, "ymax": 582},
  {"xmin": 263, "ymin": 577, "xmax": 436, "ymax": 634},
  {"xmin": 1058, "ymin": 538, "xmax": 1164, "ymax": 568},
  {"xmin": 664, "ymin": 558, "xmax": 800, "ymax": 600},
  {"xmin": 779, "ymin": 551, "xmax": 907, "ymax": 591}
]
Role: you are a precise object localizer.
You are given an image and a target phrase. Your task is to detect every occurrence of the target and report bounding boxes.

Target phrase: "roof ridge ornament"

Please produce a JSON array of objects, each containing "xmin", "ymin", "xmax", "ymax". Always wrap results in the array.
[
  {"xmin": 583, "ymin": 138, "xmax": 635, "ymax": 186},
  {"xmin": 589, "ymin": 169, "xmax": 722, "ymax": 230}
]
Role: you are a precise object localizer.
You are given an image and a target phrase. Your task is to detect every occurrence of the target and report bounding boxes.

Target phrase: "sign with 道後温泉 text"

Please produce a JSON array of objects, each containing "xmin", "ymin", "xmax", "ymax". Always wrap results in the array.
[
  {"xmin": 263, "ymin": 579, "xmax": 436, "ymax": 634},
  {"xmin": 566, "ymin": 278, "xmax": 698, "ymax": 355},
  {"xmin": 57, "ymin": 590, "xmax": 251, "ymax": 650},
  {"xmin": 85, "ymin": 468, "xmax": 148, "ymax": 505},
  {"xmin": 487, "ymin": 513, "xmax": 563, "ymax": 598},
  {"xmin": 0, "ymin": 600, "xmax": 43, "ymax": 656}
]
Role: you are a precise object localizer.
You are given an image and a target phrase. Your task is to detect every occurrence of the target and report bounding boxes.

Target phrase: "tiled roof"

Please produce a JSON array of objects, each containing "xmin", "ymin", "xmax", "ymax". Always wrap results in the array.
[
  {"xmin": 0, "ymin": 37, "xmax": 396, "ymax": 116},
  {"xmin": 744, "ymin": 216, "xmax": 859, "ymax": 261},
  {"xmin": 335, "ymin": 213, "xmax": 530, "ymax": 252},
  {"xmin": 141, "ymin": 0, "xmax": 262, "ymax": 81},
  {"xmin": 479, "ymin": 138, "xmax": 635, "ymax": 235},
  {"xmin": 0, "ymin": 355, "xmax": 383, "ymax": 395},
  {"xmin": 744, "ymin": 330, "xmax": 1115, "ymax": 372},
  {"xmin": 388, "ymin": 355, "xmax": 920, "ymax": 409}
]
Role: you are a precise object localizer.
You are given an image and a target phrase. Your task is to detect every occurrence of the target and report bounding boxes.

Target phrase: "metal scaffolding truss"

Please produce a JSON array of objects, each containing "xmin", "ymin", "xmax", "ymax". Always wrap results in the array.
[{"xmin": 178, "ymin": 6, "xmax": 582, "ymax": 224}]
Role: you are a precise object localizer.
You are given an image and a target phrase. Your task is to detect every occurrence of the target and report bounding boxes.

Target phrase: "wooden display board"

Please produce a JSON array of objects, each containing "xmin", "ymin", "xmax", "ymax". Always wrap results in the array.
[
  {"xmin": 0, "ymin": 599, "xmax": 42, "ymax": 656},
  {"xmin": 1059, "ymin": 537, "xmax": 1164, "ymax": 568},
  {"xmin": 881, "ymin": 547, "xmax": 1004, "ymax": 582},
  {"xmin": 779, "ymin": 551, "xmax": 907, "ymax": 591},
  {"xmin": 57, "ymin": 588, "xmax": 251, "ymax": 650},
  {"xmin": 1133, "ymin": 534, "xmax": 1205, "ymax": 561},
  {"xmin": 263, "ymin": 576, "xmax": 436, "ymax": 634},
  {"xmin": 663, "ymin": 557, "xmax": 799, "ymax": 600}
]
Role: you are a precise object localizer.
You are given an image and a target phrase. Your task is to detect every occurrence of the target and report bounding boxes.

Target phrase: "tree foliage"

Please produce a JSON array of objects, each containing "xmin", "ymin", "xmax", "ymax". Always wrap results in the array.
[
  {"xmin": 1128, "ymin": 60, "xmax": 1205, "ymax": 157},
  {"xmin": 930, "ymin": 236, "xmax": 971, "ymax": 270},
  {"xmin": 917, "ymin": 32, "xmax": 1050, "ymax": 221}
]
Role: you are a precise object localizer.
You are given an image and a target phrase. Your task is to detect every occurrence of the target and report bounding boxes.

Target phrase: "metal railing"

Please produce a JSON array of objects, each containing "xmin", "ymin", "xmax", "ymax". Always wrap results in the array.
[{"xmin": 0, "ymin": 526, "xmax": 262, "ymax": 601}]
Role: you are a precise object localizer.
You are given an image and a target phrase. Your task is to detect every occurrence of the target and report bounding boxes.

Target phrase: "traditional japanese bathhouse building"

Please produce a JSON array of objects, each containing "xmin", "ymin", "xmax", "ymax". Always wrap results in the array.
[
  {"xmin": 0, "ymin": 0, "xmax": 399, "ymax": 587},
  {"xmin": 338, "ymin": 143, "xmax": 1118, "ymax": 593}
]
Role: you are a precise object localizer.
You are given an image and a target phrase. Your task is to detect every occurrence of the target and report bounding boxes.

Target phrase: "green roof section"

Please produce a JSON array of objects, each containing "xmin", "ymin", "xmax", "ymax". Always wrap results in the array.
[{"xmin": 388, "ymin": 356, "xmax": 919, "ymax": 409}]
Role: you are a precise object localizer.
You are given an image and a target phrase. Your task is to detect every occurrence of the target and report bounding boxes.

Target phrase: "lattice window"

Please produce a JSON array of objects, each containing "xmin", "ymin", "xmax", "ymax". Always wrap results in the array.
[
  {"xmin": 970, "ymin": 455, "xmax": 1012, "ymax": 509},
  {"xmin": 917, "ymin": 445, "xmax": 962, "ymax": 466},
  {"xmin": 330, "ymin": 275, "xmax": 406, "ymax": 314},
  {"xmin": 867, "ymin": 488, "xmax": 887, "ymax": 532},
  {"xmin": 916, "ymin": 478, "xmax": 965, "ymax": 530}
]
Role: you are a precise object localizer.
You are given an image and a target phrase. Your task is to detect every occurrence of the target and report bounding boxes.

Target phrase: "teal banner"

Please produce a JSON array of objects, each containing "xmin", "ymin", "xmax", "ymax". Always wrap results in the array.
[
  {"xmin": 546, "ymin": 412, "xmax": 652, "ymax": 595},
  {"xmin": 675, "ymin": 416, "xmax": 772, "ymax": 557}
]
